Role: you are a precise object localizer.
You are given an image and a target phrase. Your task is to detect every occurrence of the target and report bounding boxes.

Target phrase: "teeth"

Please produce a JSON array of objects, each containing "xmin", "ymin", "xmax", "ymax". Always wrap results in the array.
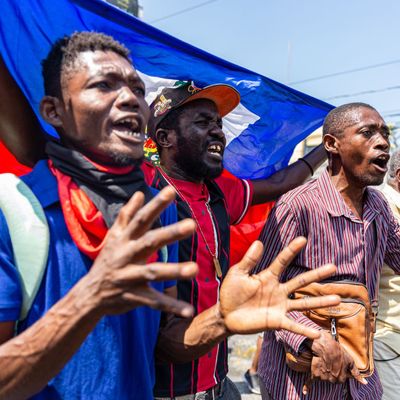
[
  {"xmin": 115, "ymin": 129, "xmax": 141, "ymax": 137},
  {"xmin": 209, "ymin": 144, "xmax": 222, "ymax": 153},
  {"xmin": 126, "ymin": 131, "xmax": 140, "ymax": 137},
  {"xmin": 375, "ymin": 156, "xmax": 388, "ymax": 163},
  {"xmin": 114, "ymin": 117, "xmax": 138, "ymax": 130},
  {"xmin": 113, "ymin": 126, "xmax": 141, "ymax": 137},
  {"xmin": 119, "ymin": 118, "xmax": 134, "ymax": 125}
]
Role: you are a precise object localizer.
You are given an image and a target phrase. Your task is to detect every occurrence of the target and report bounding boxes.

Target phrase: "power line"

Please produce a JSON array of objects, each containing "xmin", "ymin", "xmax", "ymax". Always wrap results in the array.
[
  {"xmin": 149, "ymin": 0, "xmax": 219, "ymax": 24},
  {"xmin": 322, "ymin": 84, "xmax": 400, "ymax": 101},
  {"xmin": 384, "ymin": 114, "xmax": 400, "ymax": 122},
  {"xmin": 382, "ymin": 108, "xmax": 400, "ymax": 114},
  {"xmin": 382, "ymin": 109, "xmax": 400, "ymax": 117},
  {"xmin": 289, "ymin": 59, "xmax": 400, "ymax": 85}
]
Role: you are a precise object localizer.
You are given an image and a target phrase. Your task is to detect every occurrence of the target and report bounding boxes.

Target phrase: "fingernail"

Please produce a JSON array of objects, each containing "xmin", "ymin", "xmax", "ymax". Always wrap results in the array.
[{"xmin": 180, "ymin": 306, "xmax": 194, "ymax": 318}]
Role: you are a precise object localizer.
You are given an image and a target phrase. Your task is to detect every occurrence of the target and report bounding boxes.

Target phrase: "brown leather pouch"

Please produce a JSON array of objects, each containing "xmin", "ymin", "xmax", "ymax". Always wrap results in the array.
[{"xmin": 285, "ymin": 280, "xmax": 377, "ymax": 377}]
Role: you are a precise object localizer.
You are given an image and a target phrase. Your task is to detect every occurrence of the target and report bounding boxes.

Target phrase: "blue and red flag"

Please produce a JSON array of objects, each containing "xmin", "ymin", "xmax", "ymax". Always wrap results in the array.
[{"xmin": 0, "ymin": 0, "xmax": 333, "ymax": 259}]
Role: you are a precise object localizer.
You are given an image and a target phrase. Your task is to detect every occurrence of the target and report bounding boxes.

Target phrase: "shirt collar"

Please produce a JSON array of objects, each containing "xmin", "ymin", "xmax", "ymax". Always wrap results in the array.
[
  {"xmin": 21, "ymin": 160, "xmax": 59, "ymax": 208},
  {"xmin": 363, "ymin": 188, "xmax": 382, "ymax": 222},
  {"xmin": 166, "ymin": 175, "xmax": 209, "ymax": 202},
  {"xmin": 317, "ymin": 169, "xmax": 352, "ymax": 218},
  {"xmin": 316, "ymin": 168, "xmax": 380, "ymax": 221}
]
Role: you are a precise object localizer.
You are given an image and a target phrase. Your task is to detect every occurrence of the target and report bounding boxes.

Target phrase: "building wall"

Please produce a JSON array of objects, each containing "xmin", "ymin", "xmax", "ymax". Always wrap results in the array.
[{"xmin": 105, "ymin": 0, "xmax": 142, "ymax": 17}]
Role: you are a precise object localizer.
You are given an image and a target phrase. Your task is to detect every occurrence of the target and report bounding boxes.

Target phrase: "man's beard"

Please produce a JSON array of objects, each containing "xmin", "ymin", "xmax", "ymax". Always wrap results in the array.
[
  {"xmin": 359, "ymin": 173, "xmax": 385, "ymax": 187},
  {"xmin": 108, "ymin": 150, "xmax": 144, "ymax": 168},
  {"xmin": 176, "ymin": 135, "xmax": 223, "ymax": 181},
  {"xmin": 176, "ymin": 151, "xmax": 223, "ymax": 181}
]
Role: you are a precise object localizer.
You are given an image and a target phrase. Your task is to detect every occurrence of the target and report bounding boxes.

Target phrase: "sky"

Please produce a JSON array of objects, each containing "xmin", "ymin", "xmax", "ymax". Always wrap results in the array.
[{"xmin": 140, "ymin": 0, "xmax": 400, "ymax": 131}]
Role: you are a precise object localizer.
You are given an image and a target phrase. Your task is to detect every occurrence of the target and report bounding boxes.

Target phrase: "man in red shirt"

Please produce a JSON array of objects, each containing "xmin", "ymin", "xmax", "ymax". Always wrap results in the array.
[{"xmin": 146, "ymin": 81, "xmax": 327, "ymax": 399}]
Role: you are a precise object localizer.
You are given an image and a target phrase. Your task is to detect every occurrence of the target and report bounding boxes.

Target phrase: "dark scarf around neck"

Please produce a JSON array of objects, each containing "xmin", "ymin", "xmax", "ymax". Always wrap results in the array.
[{"xmin": 46, "ymin": 140, "xmax": 154, "ymax": 228}]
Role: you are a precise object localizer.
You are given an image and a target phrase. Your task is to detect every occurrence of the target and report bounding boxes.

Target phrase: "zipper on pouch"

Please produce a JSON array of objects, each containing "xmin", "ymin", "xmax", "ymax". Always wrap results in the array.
[{"xmin": 330, "ymin": 318, "xmax": 338, "ymax": 341}]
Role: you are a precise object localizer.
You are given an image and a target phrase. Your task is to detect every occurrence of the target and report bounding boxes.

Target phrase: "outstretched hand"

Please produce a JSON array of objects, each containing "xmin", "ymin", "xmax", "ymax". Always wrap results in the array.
[
  {"xmin": 219, "ymin": 237, "xmax": 340, "ymax": 339},
  {"xmin": 86, "ymin": 186, "xmax": 198, "ymax": 318}
]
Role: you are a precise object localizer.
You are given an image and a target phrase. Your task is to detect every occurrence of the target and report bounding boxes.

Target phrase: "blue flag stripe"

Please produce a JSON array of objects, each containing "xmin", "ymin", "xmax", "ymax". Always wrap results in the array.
[{"xmin": 0, "ymin": 0, "xmax": 333, "ymax": 179}]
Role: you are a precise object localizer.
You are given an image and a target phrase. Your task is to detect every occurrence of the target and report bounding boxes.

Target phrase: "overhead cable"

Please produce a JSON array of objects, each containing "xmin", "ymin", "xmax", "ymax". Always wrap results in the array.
[
  {"xmin": 290, "ymin": 59, "xmax": 400, "ymax": 85},
  {"xmin": 322, "ymin": 85, "xmax": 400, "ymax": 101},
  {"xmin": 149, "ymin": 0, "xmax": 219, "ymax": 24}
]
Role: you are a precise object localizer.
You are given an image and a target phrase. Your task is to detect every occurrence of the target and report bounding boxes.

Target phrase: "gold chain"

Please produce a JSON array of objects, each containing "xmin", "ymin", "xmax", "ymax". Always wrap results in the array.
[{"xmin": 157, "ymin": 167, "xmax": 223, "ymax": 277}]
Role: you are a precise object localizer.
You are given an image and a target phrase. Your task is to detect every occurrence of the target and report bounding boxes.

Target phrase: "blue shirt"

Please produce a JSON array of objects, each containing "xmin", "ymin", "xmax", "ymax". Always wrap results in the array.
[{"xmin": 0, "ymin": 160, "xmax": 178, "ymax": 400}]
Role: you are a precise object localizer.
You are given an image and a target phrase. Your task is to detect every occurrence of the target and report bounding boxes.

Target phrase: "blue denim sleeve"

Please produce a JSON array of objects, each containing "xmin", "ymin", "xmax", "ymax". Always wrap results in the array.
[{"xmin": 0, "ymin": 210, "xmax": 22, "ymax": 321}]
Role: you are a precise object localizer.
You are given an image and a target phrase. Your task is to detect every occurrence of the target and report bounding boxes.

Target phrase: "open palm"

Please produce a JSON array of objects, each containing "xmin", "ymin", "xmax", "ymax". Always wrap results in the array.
[{"xmin": 219, "ymin": 237, "xmax": 339, "ymax": 339}]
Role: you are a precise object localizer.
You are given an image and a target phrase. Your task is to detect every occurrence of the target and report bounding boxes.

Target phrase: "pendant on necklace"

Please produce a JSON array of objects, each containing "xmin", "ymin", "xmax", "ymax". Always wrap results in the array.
[{"xmin": 213, "ymin": 257, "xmax": 222, "ymax": 278}]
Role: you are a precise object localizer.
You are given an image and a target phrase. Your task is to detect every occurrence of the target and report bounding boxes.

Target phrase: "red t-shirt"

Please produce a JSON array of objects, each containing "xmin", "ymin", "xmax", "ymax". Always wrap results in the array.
[{"xmin": 143, "ymin": 162, "xmax": 254, "ymax": 396}]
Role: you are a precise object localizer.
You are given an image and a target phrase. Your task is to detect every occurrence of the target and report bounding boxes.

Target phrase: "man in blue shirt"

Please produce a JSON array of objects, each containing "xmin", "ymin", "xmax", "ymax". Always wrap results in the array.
[
  {"xmin": 0, "ymin": 32, "xmax": 340, "ymax": 399},
  {"xmin": 0, "ymin": 31, "xmax": 197, "ymax": 400}
]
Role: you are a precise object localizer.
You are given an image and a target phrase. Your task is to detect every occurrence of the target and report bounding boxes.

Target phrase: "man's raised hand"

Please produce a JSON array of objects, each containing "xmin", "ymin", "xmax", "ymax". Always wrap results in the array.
[
  {"xmin": 219, "ymin": 237, "xmax": 340, "ymax": 339},
  {"xmin": 85, "ymin": 186, "xmax": 198, "ymax": 317}
]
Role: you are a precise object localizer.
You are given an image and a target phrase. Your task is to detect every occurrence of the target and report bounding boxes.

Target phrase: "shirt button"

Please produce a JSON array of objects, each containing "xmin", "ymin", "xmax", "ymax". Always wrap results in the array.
[{"xmin": 201, "ymin": 210, "xmax": 206, "ymax": 215}]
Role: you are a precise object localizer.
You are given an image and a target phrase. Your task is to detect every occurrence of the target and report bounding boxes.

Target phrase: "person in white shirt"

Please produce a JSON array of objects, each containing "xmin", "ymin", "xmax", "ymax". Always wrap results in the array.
[{"xmin": 375, "ymin": 149, "xmax": 400, "ymax": 400}]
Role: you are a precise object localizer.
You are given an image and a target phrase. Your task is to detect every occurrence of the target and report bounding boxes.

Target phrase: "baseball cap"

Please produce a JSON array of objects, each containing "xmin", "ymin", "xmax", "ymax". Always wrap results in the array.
[{"xmin": 147, "ymin": 81, "xmax": 240, "ymax": 136}]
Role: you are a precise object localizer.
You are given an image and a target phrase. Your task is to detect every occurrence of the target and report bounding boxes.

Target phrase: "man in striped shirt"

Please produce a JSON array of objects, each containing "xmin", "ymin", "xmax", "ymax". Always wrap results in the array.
[{"xmin": 257, "ymin": 102, "xmax": 400, "ymax": 400}]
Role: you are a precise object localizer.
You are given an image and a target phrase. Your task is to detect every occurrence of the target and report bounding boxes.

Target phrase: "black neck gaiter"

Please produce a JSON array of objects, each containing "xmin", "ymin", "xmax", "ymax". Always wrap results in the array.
[{"xmin": 46, "ymin": 141, "xmax": 156, "ymax": 228}]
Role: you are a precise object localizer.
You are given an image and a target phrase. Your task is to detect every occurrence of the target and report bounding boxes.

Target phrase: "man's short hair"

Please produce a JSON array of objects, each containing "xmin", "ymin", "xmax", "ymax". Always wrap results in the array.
[
  {"xmin": 388, "ymin": 149, "xmax": 400, "ymax": 180},
  {"xmin": 323, "ymin": 102, "xmax": 376, "ymax": 138},
  {"xmin": 41, "ymin": 31, "xmax": 131, "ymax": 98}
]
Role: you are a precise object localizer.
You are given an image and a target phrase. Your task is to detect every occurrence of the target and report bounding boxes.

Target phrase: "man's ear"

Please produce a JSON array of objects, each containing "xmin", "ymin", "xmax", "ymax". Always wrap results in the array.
[
  {"xmin": 323, "ymin": 133, "xmax": 339, "ymax": 156},
  {"xmin": 40, "ymin": 96, "xmax": 64, "ymax": 128},
  {"xmin": 155, "ymin": 128, "xmax": 175, "ymax": 150}
]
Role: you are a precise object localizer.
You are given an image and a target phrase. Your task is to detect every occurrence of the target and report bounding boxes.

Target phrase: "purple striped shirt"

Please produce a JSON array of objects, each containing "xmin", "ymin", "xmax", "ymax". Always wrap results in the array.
[{"xmin": 257, "ymin": 169, "xmax": 400, "ymax": 400}]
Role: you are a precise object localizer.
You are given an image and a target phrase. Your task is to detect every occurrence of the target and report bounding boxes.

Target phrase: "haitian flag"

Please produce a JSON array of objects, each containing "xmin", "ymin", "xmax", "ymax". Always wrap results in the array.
[
  {"xmin": 0, "ymin": 0, "xmax": 333, "ymax": 261},
  {"xmin": 0, "ymin": 0, "xmax": 333, "ymax": 179}
]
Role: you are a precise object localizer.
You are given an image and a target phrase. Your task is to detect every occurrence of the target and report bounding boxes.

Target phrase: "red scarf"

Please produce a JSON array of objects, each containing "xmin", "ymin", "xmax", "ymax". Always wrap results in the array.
[
  {"xmin": 49, "ymin": 161, "xmax": 109, "ymax": 260},
  {"xmin": 49, "ymin": 160, "xmax": 158, "ymax": 262}
]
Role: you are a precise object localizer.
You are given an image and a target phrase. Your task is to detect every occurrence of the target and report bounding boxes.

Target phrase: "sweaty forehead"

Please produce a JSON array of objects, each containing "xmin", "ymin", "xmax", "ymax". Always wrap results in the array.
[{"xmin": 342, "ymin": 107, "xmax": 384, "ymax": 129}]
